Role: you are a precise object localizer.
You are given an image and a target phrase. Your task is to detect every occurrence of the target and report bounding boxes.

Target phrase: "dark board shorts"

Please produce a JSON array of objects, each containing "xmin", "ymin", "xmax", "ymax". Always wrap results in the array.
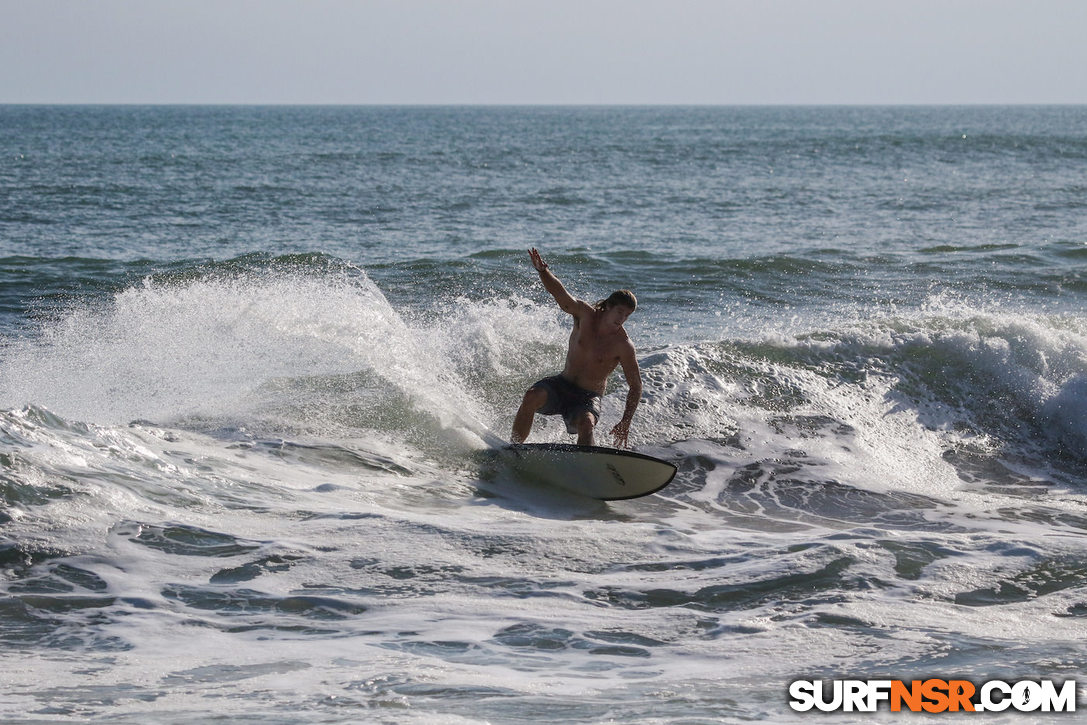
[{"xmin": 532, "ymin": 375, "xmax": 603, "ymax": 434}]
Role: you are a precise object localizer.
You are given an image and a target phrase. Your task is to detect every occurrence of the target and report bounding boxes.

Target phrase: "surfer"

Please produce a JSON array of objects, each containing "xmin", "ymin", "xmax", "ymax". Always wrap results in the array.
[{"xmin": 511, "ymin": 248, "xmax": 643, "ymax": 448}]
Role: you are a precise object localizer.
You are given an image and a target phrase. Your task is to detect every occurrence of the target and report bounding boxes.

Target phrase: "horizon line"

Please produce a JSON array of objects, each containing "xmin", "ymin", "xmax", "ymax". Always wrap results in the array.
[{"xmin": 3, "ymin": 101, "xmax": 1086, "ymax": 108}]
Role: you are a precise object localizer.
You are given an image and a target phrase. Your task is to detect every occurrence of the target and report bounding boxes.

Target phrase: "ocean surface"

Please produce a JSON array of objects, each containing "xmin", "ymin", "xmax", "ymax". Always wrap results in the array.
[{"xmin": 1, "ymin": 105, "xmax": 1086, "ymax": 723}]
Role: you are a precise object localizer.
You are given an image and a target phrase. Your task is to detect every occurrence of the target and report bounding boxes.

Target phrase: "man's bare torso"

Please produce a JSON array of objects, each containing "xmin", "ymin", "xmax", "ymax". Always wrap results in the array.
[{"xmin": 561, "ymin": 310, "xmax": 630, "ymax": 395}]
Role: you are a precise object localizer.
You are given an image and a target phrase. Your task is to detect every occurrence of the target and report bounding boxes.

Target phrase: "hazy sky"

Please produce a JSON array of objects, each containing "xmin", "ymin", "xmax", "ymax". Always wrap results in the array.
[{"xmin": 2, "ymin": 0, "xmax": 1085, "ymax": 105}]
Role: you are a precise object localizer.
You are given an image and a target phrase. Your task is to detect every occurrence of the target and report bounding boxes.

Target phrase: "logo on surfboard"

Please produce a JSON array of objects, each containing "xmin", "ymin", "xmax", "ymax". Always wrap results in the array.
[{"xmin": 606, "ymin": 463, "xmax": 628, "ymax": 487}]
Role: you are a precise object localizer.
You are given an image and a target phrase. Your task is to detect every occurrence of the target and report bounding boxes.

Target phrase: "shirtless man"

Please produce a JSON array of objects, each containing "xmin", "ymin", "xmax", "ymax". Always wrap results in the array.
[{"xmin": 511, "ymin": 248, "xmax": 643, "ymax": 448}]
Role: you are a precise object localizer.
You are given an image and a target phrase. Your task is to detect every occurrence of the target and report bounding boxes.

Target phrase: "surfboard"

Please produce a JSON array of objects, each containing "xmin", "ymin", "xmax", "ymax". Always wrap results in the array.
[{"xmin": 500, "ymin": 443, "xmax": 677, "ymax": 500}]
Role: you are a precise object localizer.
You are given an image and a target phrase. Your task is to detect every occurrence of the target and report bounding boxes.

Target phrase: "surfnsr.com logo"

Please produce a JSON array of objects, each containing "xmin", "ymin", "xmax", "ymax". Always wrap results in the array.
[{"xmin": 789, "ymin": 679, "xmax": 1078, "ymax": 713}]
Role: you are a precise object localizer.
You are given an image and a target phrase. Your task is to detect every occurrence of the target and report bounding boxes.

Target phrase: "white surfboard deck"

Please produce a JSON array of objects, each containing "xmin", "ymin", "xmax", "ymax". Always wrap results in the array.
[{"xmin": 500, "ymin": 443, "xmax": 677, "ymax": 500}]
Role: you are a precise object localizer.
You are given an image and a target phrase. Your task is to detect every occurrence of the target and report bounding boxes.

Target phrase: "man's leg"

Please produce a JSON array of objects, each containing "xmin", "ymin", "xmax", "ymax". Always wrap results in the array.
[
  {"xmin": 574, "ymin": 411, "xmax": 597, "ymax": 447},
  {"xmin": 511, "ymin": 387, "xmax": 548, "ymax": 443}
]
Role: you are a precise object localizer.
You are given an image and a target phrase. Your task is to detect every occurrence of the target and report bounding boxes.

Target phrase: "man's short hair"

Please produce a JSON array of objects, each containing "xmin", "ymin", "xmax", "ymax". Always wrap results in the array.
[{"xmin": 596, "ymin": 289, "xmax": 637, "ymax": 312}]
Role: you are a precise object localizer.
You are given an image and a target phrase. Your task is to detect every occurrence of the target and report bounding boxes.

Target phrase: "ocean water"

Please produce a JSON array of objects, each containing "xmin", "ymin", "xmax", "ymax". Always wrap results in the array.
[{"xmin": 1, "ymin": 105, "xmax": 1086, "ymax": 723}]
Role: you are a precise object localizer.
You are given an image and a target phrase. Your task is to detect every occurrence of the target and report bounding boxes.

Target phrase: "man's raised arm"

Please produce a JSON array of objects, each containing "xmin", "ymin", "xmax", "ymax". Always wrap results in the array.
[{"xmin": 529, "ymin": 248, "xmax": 591, "ymax": 317}]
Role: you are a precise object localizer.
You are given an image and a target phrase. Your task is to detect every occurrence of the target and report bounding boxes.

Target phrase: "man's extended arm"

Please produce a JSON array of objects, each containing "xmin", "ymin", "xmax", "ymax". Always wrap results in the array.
[
  {"xmin": 610, "ymin": 342, "xmax": 643, "ymax": 448},
  {"xmin": 529, "ymin": 248, "xmax": 591, "ymax": 317}
]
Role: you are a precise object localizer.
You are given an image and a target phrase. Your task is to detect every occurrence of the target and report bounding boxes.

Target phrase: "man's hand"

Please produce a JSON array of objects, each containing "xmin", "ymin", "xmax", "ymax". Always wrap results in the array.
[
  {"xmin": 529, "ymin": 247, "xmax": 548, "ymax": 272},
  {"xmin": 610, "ymin": 418, "xmax": 632, "ymax": 449}
]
